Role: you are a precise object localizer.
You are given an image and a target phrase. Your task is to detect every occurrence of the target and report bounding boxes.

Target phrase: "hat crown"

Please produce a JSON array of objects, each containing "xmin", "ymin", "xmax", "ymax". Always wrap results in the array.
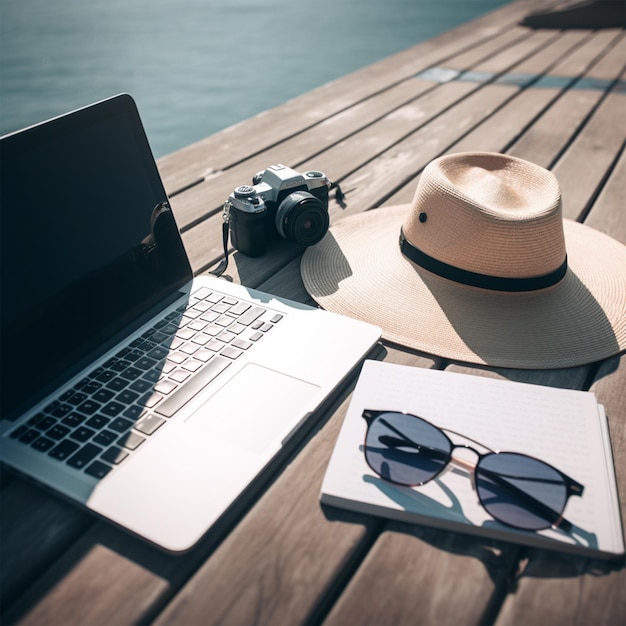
[{"xmin": 403, "ymin": 153, "xmax": 566, "ymax": 281}]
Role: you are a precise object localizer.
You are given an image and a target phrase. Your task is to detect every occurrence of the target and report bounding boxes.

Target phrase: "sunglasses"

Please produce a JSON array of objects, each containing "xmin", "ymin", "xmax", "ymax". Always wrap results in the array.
[{"xmin": 362, "ymin": 410, "xmax": 584, "ymax": 531}]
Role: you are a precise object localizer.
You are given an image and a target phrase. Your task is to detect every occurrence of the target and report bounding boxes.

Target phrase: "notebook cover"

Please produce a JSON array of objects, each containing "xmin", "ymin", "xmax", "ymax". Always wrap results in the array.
[{"xmin": 321, "ymin": 360, "xmax": 624, "ymax": 560}]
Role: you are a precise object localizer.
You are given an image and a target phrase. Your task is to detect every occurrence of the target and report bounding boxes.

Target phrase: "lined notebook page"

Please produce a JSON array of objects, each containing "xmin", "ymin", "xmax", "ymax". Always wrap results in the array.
[{"xmin": 321, "ymin": 361, "xmax": 624, "ymax": 559}]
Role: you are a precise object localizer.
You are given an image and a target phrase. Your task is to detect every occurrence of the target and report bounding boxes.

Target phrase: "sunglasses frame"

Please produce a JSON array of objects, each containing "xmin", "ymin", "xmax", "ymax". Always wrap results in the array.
[{"xmin": 362, "ymin": 409, "xmax": 584, "ymax": 531}]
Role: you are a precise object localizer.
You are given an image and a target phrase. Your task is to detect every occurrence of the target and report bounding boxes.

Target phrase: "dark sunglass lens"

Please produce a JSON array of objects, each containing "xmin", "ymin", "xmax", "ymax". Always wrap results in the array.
[
  {"xmin": 365, "ymin": 412, "xmax": 452, "ymax": 486},
  {"xmin": 476, "ymin": 453, "xmax": 568, "ymax": 530}
]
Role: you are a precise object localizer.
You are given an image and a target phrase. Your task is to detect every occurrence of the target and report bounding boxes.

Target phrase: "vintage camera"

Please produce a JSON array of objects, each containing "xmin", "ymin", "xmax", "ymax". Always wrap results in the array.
[{"xmin": 225, "ymin": 164, "xmax": 331, "ymax": 257}]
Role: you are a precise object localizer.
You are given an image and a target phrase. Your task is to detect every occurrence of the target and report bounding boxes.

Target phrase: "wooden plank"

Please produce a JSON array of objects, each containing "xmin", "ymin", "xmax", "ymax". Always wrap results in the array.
[
  {"xmin": 495, "ymin": 355, "xmax": 626, "ymax": 626},
  {"xmin": 324, "ymin": 521, "xmax": 519, "ymax": 626},
  {"xmin": 156, "ymin": 0, "xmax": 553, "ymax": 193},
  {"xmin": 153, "ymin": 349, "xmax": 438, "ymax": 626},
  {"xmin": 375, "ymin": 31, "xmax": 626, "ymax": 208},
  {"xmin": 451, "ymin": 30, "xmax": 622, "ymax": 158},
  {"xmin": 585, "ymin": 145, "xmax": 626, "ymax": 244},
  {"xmin": 551, "ymin": 71, "xmax": 626, "ymax": 221},
  {"xmin": 509, "ymin": 33, "xmax": 626, "ymax": 171},
  {"xmin": 168, "ymin": 26, "xmax": 543, "ymax": 233},
  {"xmin": 0, "ymin": 481, "xmax": 93, "ymax": 610}
]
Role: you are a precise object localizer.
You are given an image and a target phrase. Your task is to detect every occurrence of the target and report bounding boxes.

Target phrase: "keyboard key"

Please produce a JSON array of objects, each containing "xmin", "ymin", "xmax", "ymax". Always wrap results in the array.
[
  {"xmin": 200, "ymin": 311, "xmax": 219, "ymax": 323},
  {"xmin": 191, "ymin": 333, "xmax": 211, "ymax": 346},
  {"xmin": 27, "ymin": 413, "xmax": 45, "ymax": 427},
  {"xmin": 96, "ymin": 370, "xmax": 117, "ymax": 383},
  {"xmin": 109, "ymin": 360, "xmax": 130, "ymax": 373},
  {"xmin": 238, "ymin": 306, "xmax": 265, "ymax": 326},
  {"xmin": 70, "ymin": 426, "xmax": 96, "ymax": 443},
  {"xmin": 101, "ymin": 445, "xmax": 129, "ymax": 465},
  {"xmin": 138, "ymin": 391, "xmax": 163, "ymax": 409},
  {"xmin": 130, "ymin": 379, "xmax": 152, "ymax": 393},
  {"xmin": 155, "ymin": 357, "xmax": 231, "ymax": 418},
  {"xmin": 120, "ymin": 366, "xmax": 142, "ymax": 381},
  {"xmin": 118, "ymin": 431, "xmax": 145, "ymax": 451},
  {"xmin": 135, "ymin": 414, "xmax": 165, "ymax": 436},
  {"xmin": 169, "ymin": 369, "xmax": 191, "ymax": 383},
  {"xmin": 67, "ymin": 392, "xmax": 89, "ymax": 406},
  {"xmin": 176, "ymin": 328, "xmax": 195, "ymax": 340},
  {"xmin": 122, "ymin": 405, "xmax": 146, "ymax": 420},
  {"xmin": 167, "ymin": 352, "xmax": 187, "ymax": 364},
  {"xmin": 85, "ymin": 461, "xmax": 112, "ymax": 479},
  {"xmin": 43, "ymin": 400, "xmax": 61, "ymax": 413},
  {"xmin": 154, "ymin": 379, "xmax": 177, "ymax": 395},
  {"xmin": 214, "ymin": 315, "xmax": 234, "ymax": 328},
  {"xmin": 182, "ymin": 359, "xmax": 203, "ymax": 373},
  {"xmin": 62, "ymin": 413, "xmax": 86, "ymax": 428},
  {"xmin": 148, "ymin": 345, "xmax": 169, "ymax": 360},
  {"xmin": 85, "ymin": 415, "xmax": 110, "ymax": 429},
  {"xmin": 67, "ymin": 443, "xmax": 102, "ymax": 469},
  {"xmin": 109, "ymin": 417, "xmax": 134, "ymax": 433},
  {"xmin": 116, "ymin": 390, "xmax": 140, "ymax": 404},
  {"xmin": 20, "ymin": 429, "xmax": 41, "ymax": 444},
  {"xmin": 106, "ymin": 377, "xmax": 129, "ymax": 392},
  {"xmin": 229, "ymin": 301, "xmax": 251, "ymax": 316},
  {"xmin": 180, "ymin": 343, "xmax": 199, "ymax": 355},
  {"xmin": 81, "ymin": 381, "xmax": 102, "ymax": 395},
  {"xmin": 31, "ymin": 436, "xmax": 55, "ymax": 452},
  {"xmin": 194, "ymin": 349, "xmax": 214, "ymax": 363},
  {"xmin": 49, "ymin": 439, "xmax": 80, "ymax": 460},
  {"xmin": 221, "ymin": 346, "xmax": 243, "ymax": 360},
  {"xmin": 135, "ymin": 356, "xmax": 157, "ymax": 371},
  {"xmin": 50, "ymin": 403, "xmax": 73, "ymax": 418},
  {"xmin": 93, "ymin": 389, "xmax": 115, "ymax": 404},
  {"xmin": 142, "ymin": 369, "xmax": 163, "ymax": 383},
  {"xmin": 93, "ymin": 430, "xmax": 118, "ymax": 446},
  {"xmin": 36, "ymin": 416, "xmax": 57, "ymax": 431},
  {"xmin": 47, "ymin": 424, "xmax": 71, "ymax": 440},
  {"xmin": 192, "ymin": 286, "xmax": 212, "ymax": 300},
  {"xmin": 77, "ymin": 400, "xmax": 101, "ymax": 415},
  {"xmin": 216, "ymin": 330, "xmax": 236, "ymax": 343},
  {"xmin": 101, "ymin": 401, "xmax": 126, "ymax": 417}
]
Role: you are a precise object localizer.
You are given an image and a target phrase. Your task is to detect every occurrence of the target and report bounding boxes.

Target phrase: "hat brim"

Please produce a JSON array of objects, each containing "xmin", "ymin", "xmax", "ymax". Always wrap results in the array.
[{"xmin": 301, "ymin": 205, "xmax": 626, "ymax": 369}]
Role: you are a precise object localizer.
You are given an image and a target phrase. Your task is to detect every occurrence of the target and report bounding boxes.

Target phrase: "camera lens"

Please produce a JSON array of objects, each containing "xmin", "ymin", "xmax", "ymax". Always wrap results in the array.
[{"xmin": 275, "ymin": 191, "xmax": 329, "ymax": 247}]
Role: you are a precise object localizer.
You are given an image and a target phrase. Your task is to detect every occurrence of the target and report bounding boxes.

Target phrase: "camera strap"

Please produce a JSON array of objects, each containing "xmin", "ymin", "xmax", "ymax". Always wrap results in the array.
[{"xmin": 209, "ymin": 202, "xmax": 231, "ymax": 277}]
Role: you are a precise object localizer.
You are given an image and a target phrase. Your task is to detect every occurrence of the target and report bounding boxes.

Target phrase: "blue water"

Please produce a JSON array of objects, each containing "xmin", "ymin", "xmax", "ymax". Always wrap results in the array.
[{"xmin": 0, "ymin": 0, "xmax": 510, "ymax": 158}]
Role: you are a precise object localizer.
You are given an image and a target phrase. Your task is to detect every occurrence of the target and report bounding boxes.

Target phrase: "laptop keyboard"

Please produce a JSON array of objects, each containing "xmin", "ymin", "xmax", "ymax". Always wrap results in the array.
[{"xmin": 8, "ymin": 286, "xmax": 283, "ymax": 479}]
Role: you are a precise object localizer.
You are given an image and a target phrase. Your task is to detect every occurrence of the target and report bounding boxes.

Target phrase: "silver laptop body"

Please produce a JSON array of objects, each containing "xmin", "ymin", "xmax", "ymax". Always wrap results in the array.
[{"xmin": 0, "ymin": 94, "xmax": 381, "ymax": 551}]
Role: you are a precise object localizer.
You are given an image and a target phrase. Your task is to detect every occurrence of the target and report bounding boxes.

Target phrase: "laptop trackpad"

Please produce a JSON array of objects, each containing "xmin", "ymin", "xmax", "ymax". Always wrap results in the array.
[{"xmin": 185, "ymin": 363, "xmax": 320, "ymax": 454}]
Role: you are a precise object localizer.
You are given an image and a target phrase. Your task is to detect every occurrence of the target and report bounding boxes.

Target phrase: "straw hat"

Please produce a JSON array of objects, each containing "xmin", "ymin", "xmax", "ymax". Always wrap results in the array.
[{"xmin": 301, "ymin": 152, "xmax": 626, "ymax": 369}]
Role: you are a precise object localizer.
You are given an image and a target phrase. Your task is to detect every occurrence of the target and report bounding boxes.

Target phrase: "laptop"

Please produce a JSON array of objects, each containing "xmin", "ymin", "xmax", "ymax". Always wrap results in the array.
[{"xmin": 0, "ymin": 94, "xmax": 381, "ymax": 552}]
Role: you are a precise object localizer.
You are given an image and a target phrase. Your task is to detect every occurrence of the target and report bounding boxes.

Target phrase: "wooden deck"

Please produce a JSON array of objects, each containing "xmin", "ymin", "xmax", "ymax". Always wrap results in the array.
[{"xmin": 2, "ymin": 0, "xmax": 625, "ymax": 623}]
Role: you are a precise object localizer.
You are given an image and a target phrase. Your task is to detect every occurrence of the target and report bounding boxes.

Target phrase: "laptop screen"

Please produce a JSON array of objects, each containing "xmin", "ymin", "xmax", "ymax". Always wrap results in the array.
[{"xmin": 1, "ymin": 95, "xmax": 192, "ymax": 420}]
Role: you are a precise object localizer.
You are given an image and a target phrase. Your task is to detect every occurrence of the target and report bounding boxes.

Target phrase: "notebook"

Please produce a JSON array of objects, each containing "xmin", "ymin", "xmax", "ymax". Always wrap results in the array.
[
  {"xmin": 0, "ymin": 94, "xmax": 381, "ymax": 552},
  {"xmin": 321, "ymin": 361, "xmax": 624, "ymax": 560}
]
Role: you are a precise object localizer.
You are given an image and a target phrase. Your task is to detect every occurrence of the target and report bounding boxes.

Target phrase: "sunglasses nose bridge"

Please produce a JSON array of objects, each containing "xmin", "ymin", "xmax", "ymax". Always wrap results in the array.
[{"xmin": 450, "ymin": 445, "xmax": 481, "ymax": 491}]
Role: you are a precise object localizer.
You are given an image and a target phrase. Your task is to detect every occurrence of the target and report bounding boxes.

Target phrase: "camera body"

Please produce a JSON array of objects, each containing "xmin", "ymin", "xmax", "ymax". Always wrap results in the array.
[{"xmin": 226, "ymin": 164, "xmax": 331, "ymax": 257}]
